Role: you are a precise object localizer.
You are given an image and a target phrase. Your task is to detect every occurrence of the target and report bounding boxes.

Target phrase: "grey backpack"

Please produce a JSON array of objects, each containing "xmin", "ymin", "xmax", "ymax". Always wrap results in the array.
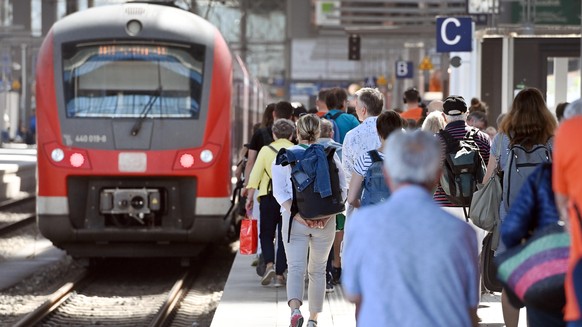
[{"xmin": 502, "ymin": 143, "xmax": 551, "ymax": 211}]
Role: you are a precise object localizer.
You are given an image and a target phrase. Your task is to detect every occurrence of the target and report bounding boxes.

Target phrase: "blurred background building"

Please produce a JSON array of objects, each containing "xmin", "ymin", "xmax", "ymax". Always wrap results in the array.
[{"xmin": 0, "ymin": 0, "xmax": 580, "ymax": 141}]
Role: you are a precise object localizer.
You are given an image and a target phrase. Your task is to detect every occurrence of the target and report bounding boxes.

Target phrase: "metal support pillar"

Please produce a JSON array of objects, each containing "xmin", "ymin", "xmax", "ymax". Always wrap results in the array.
[
  {"xmin": 42, "ymin": 0, "xmax": 58, "ymax": 36},
  {"xmin": 12, "ymin": 0, "xmax": 31, "ymax": 31}
]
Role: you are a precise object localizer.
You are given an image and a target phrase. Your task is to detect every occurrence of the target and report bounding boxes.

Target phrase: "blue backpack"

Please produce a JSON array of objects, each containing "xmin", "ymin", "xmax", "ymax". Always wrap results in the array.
[
  {"xmin": 324, "ymin": 111, "xmax": 345, "ymax": 143},
  {"xmin": 361, "ymin": 150, "xmax": 391, "ymax": 206}
]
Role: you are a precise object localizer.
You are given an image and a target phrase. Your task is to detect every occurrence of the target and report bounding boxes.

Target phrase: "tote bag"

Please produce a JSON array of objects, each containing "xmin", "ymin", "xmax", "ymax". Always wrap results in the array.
[
  {"xmin": 470, "ymin": 140, "xmax": 503, "ymax": 231},
  {"xmin": 239, "ymin": 218, "xmax": 258, "ymax": 255},
  {"xmin": 469, "ymin": 172, "xmax": 502, "ymax": 231},
  {"xmin": 495, "ymin": 222, "xmax": 569, "ymax": 311}
]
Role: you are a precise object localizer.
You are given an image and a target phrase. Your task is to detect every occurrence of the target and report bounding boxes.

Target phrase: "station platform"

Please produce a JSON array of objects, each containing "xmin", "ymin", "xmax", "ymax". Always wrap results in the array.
[
  {"xmin": 0, "ymin": 144, "xmax": 36, "ymax": 202},
  {"xmin": 212, "ymin": 251, "xmax": 529, "ymax": 327},
  {"xmin": 211, "ymin": 252, "xmax": 356, "ymax": 327}
]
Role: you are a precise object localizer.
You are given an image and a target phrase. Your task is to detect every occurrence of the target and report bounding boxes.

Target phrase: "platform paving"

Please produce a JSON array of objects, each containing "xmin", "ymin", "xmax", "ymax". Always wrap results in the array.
[{"xmin": 211, "ymin": 251, "xmax": 529, "ymax": 327}]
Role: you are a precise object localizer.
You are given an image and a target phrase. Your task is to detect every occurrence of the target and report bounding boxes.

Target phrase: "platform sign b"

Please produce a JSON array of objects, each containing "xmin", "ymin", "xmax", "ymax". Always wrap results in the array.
[{"xmin": 395, "ymin": 61, "xmax": 413, "ymax": 79}]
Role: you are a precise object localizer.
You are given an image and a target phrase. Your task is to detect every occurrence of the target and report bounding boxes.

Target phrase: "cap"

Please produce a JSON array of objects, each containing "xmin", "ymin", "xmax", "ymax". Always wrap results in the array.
[{"xmin": 443, "ymin": 96, "xmax": 467, "ymax": 116}]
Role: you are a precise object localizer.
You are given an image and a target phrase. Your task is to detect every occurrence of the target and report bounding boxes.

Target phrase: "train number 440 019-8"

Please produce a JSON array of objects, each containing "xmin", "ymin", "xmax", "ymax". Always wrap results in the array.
[{"xmin": 75, "ymin": 134, "xmax": 107, "ymax": 143}]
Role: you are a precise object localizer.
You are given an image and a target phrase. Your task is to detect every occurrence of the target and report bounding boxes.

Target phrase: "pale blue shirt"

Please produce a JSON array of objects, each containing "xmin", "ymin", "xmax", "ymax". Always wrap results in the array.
[
  {"xmin": 342, "ymin": 185, "xmax": 479, "ymax": 327},
  {"xmin": 341, "ymin": 116, "xmax": 381, "ymax": 184}
]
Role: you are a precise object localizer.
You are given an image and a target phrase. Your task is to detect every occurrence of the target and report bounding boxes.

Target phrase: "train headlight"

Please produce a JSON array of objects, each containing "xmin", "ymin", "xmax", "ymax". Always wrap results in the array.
[
  {"xmin": 126, "ymin": 20, "xmax": 142, "ymax": 36},
  {"xmin": 51, "ymin": 148, "xmax": 65, "ymax": 162},
  {"xmin": 200, "ymin": 150, "xmax": 213, "ymax": 163}
]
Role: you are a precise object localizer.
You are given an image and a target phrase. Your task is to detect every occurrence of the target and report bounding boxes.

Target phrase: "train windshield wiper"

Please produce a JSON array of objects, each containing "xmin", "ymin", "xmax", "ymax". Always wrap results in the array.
[
  {"xmin": 130, "ymin": 88, "xmax": 161, "ymax": 136},
  {"xmin": 131, "ymin": 59, "xmax": 163, "ymax": 137}
]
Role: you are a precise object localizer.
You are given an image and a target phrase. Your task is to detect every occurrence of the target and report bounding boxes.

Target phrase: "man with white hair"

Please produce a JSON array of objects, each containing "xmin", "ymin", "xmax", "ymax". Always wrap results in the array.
[
  {"xmin": 342, "ymin": 130, "xmax": 479, "ymax": 326},
  {"xmin": 340, "ymin": 87, "xmax": 384, "ymax": 285},
  {"xmin": 433, "ymin": 96, "xmax": 490, "ymax": 207}
]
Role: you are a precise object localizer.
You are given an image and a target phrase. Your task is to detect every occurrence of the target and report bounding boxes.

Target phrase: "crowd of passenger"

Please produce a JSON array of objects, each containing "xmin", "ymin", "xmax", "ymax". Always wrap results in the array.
[{"xmin": 237, "ymin": 85, "xmax": 582, "ymax": 327}]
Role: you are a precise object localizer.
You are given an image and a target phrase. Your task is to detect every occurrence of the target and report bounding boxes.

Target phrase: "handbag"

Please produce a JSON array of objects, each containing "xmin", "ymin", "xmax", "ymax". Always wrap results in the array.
[
  {"xmin": 470, "ymin": 172, "xmax": 502, "ymax": 231},
  {"xmin": 494, "ymin": 222, "xmax": 569, "ymax": 311},
  {"xmin": 469, "ymin": 141, "xmax": 503, "ymax": 231},
  {"xmin": 239, "ymin": 218, "xmax": 258, "ymax": 255}
]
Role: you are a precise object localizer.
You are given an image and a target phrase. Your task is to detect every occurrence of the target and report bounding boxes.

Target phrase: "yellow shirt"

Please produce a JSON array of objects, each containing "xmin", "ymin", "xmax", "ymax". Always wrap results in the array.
[{"xmin": 246, "ymin": 138, "xmax": 295, "ymax": 199}]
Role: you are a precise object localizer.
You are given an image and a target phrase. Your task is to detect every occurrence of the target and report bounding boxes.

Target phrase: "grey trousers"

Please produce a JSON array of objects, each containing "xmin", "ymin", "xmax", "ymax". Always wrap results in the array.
[{"xmin": 282, "ymin": 211, "xmax": 336, "ymax": 313}]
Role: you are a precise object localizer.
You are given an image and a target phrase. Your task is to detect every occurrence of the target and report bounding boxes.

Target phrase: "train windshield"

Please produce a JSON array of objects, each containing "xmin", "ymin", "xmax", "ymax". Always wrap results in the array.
[{"xmin": 62, "ymin": 43, "xmax": 205, "ymax": 119}]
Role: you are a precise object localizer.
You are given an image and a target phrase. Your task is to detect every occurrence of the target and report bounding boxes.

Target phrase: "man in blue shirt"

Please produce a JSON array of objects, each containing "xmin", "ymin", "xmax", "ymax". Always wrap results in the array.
[
  {"xmin": 342, "ymin": 130, "xmax": 479, "ymax": 327},
  {"xmin": 323, "ymin": 87, "xmax": 359, "ymax": 143}
]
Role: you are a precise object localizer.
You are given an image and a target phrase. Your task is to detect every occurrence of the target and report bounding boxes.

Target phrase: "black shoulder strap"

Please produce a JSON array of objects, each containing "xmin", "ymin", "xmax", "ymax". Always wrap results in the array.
[
  {"xmin": 330, "ymin": 111, "xmax": 344, "ymax": 120},
  {"xmin": 368, "ymin": 149, "xmax": 382, "ymax": 162},
  {"xmin": 325, "ymin": 146, "xmax": 337, "ymax": 158},
  {"xmin": 465, "ymin": 128, "xmax": 479, "ymax": 141},
  {"xmin": 267, "ymin": 145, "xmax": 277, "ymax": 154},
  {"xmin": 439, "ymin": 129, "xmax": 458, "ymax": 153}
]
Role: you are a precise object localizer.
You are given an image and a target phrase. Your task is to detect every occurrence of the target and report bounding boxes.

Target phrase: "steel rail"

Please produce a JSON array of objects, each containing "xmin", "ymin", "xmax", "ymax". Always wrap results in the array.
[
  {"xmin": 149, "ymin": 270, "xmax": 194, "ymax": 327},
  {"xmin": 12, "ymin": 271, "xmax": 89, "ymax": 327},
  {"xmin": 0, "ymin": 214, "xmax": 35, "ymax": 236}
]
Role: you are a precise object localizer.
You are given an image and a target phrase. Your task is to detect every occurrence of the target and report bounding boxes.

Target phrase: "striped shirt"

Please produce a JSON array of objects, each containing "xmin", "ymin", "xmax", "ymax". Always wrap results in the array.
[
  {"xmin": 353, "ymin": 150, "xmax": 385, "ymax": 177},
  {"xmin": 433, "ymin": 120, "xmax": 491, "ymax": 206}
]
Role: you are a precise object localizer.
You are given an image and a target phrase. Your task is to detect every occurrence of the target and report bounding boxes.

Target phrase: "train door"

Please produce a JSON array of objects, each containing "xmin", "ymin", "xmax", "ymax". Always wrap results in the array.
[{"xmin": 480, "ymin": 35, "xmax": 580, "ymax": 126}]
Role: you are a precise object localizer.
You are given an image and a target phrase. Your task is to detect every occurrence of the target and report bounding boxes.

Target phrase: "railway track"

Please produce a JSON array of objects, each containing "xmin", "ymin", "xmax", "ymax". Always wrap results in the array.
[
  {"xmin": 0, "ymin": 194, "xmax": 36, "ymax": 210},
  {"xmin": 0, "ymin": 195, "xmax": 36, "ymax": 236},
  {"xmin": 12, "ymin": 262, "xmax": 200, "ymax": 326}
]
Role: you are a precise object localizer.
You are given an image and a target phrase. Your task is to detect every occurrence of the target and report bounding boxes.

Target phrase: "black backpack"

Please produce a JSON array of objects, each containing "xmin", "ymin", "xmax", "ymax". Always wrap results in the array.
[
  {"xmin": 439, "ymin": 128, "xmax": 486, "ymax": 219},
  {"xmin": 276, "ymin": 144, "xmax": 345, "ymax": 241}
]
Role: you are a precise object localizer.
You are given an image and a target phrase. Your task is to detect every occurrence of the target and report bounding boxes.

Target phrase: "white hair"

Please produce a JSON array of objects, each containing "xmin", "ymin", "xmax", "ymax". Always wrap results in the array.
[
  {"xmin": 444, "ymin": 113, "xmax": 466, "ymax": 123},
  {"xmin": 427, "ymin": 100, "xmax": 444, "ymax": 112},
  {"xmin": 564, "ymin": 99, "xmax": 582, "ymax": 120},
  {"xmin": 421, "ymin": 111, "xmax": 446, "ymax": 134},
  {"xmin": 383, "ymin": 130, "xmax": 441, "ymax": 187}
]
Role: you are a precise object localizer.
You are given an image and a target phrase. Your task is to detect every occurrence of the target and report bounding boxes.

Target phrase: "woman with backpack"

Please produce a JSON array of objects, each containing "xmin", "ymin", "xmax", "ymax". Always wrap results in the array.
[
  {"xmin": 482, "ymin": 87, "xmax": 557, "ymax": 327},
  {"xmin": 271, "ymin": 114, "xmax": 347, "ymax": 327},
  {"xmin": 347, "ymin": 111, "xmax": 404, "ymax": 208}
]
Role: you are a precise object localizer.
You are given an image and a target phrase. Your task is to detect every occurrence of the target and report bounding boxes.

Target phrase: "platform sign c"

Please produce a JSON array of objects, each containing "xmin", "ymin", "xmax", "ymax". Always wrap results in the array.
[
  {"xmin": 436, "ymin": 17, "xmax": 473, "ymax": 53},
  {"xmin": 395, "ymin": 61, "xmax": 413, "ymax": 79}
]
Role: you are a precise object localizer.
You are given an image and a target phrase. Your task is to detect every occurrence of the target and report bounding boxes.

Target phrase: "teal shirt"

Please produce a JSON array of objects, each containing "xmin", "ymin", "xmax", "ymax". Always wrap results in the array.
[{"xmin": 327, "ymin": 109, "xmax": 360, "ymax": 143}]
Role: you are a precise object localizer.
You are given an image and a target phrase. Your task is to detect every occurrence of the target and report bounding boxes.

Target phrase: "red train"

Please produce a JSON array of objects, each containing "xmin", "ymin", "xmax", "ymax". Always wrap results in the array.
[{"xmin": 36, "ymin": 1, "xmax": 263, "ymax": 258}]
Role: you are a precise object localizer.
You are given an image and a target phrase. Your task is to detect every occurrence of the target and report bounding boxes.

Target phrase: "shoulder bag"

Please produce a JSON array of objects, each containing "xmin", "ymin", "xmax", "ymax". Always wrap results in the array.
[
  {"xmin": 494, "ymin": 222, "xmax": 569, "ymax": 311},
  {"xmin": 469, "ymin": 140, "xmax": 502, "ymax": 231}
]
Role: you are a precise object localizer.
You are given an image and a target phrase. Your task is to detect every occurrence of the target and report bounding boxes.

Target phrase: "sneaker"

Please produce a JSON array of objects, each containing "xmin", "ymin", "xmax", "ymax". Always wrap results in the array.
[
  {"xmin": 307, "ymin": 320, "xmax": 318, "ymax": 327},
  {"xmin": 331, "ymin": 267, "xmax": 342, "ymax": 284},
  {"xmin": 273, "ymin": 275, "xmax": 286, "ymax": 287},
  {"xmin": 326, "ymin": 281, "xmax": 334, "ymax": 293},
  {"xmin": 290, "ymin": 309, "xmax": 304, "ymax": 327},
  {"xmin": 261, "ymin": 267, "xmax": 275, "ymax": 286}
]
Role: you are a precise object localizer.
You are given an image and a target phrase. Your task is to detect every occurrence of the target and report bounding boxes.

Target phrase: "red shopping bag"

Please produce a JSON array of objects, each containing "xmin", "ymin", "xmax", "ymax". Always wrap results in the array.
[{"xmin": 239, "ymin": 218, "xmax": 258, "ymax": 255}]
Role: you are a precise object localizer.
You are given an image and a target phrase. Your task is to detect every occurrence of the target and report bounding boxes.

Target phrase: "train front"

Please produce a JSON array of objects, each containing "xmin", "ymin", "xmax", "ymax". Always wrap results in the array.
[{"xmin": 35, "ymin": 3, "xmax": 233, "ymax": 258}]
